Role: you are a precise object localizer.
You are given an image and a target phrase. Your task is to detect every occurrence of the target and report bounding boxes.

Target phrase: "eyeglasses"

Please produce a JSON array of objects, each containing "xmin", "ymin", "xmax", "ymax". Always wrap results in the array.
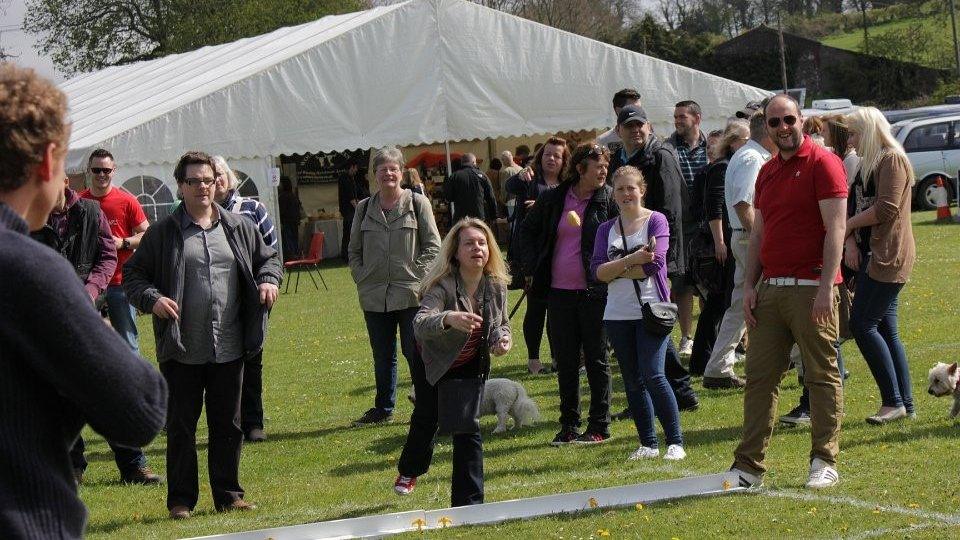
[
  {"xmin": 767, "ymin": 115, "xmax": 798, "ymax": 129},
  {"xmin": 90, "ymin": 167, "xmax": 114, "ymax": 175},
  {"xmin": 184, "ymin": 177, "xmax": 216, "ymax": 187}
]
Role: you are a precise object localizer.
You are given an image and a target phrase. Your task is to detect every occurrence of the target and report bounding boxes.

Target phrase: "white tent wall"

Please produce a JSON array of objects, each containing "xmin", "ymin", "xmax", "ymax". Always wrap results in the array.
[{"xmin": 61, "ymin": 0, "xmax": 769, "ymax": 175}]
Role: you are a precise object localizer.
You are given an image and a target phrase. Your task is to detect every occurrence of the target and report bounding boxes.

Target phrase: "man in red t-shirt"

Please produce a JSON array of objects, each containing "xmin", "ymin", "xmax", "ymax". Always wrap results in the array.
[
  {"xmin": 730, "ymin": 95, "xmax": 847, "ymax": 491},
  {"xmin": 78, "ymin": 148, "xmax": 160, "ymax": 485}
]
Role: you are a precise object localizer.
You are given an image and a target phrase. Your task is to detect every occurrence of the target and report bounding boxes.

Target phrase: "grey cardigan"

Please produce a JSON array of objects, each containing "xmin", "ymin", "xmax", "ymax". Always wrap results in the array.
[
  {"xmin": 414, "ymin": 273, "xmax": 511, "ymax": 385},
  {"xmin": 123, "ymin": 205, "xmax": 283, "ymax": 362}
]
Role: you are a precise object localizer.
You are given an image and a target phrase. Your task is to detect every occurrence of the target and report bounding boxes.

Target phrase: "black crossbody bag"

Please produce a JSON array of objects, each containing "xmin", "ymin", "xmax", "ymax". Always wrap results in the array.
[
  {"xmin": 618, "ymin": 216, "xmax": 678, "ymax": 337},
  {"xmin": 436, "ymin": 277, "xmax": 489, "ymax": 436}
]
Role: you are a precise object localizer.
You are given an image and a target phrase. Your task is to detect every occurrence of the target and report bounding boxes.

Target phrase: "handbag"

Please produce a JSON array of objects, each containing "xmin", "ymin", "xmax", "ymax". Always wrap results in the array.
[
  {"xmin": 436, "ymin": 276, "xmax": 490, "ymax": 436},
  {"xmin": 618, "ymin": 216, "xmax": 678, "ymax": 337}
]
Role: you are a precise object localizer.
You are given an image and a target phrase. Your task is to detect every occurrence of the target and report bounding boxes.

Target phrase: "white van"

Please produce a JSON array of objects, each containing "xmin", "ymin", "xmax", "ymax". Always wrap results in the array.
[{"xmin": 892, "ymin": 114, "xmax": 960, "ymax": 210}]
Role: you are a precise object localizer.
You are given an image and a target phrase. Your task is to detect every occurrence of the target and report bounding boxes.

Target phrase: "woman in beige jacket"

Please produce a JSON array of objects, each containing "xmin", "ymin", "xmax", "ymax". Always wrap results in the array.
[
  {"xmin": 347, "ymin": 147, "xmax": 440, "ymax": 426},
  {"xmin": 844, "ymin": 107, "xmax": 916, "ymax": 425}
]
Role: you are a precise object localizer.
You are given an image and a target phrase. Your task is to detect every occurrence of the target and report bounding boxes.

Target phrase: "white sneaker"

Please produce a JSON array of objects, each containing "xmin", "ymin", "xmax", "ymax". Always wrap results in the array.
[
  {"xmin": 628, "ymin": 446, "xmax": 659, "ymax": 460},
  {"xmin": 663, "ymin": 444, "xmax": 686, "ymax": 460},
  {"xmin": 806, "ymin": 458, "xmax": 839, "ymax": 489},
  {"xmin": 679, "ymin": 336, "xmax": 693, "ymax": 357}
]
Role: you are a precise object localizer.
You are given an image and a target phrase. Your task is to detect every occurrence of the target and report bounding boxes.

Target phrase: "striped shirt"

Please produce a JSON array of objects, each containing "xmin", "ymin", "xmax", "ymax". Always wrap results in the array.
[
  {"xmin": 223, "ymin": 190, "xmax": 278, "ymax": 249},
  {"xmin": 670, "ymin": 132, "xmax": 708, "ymax": 193}
]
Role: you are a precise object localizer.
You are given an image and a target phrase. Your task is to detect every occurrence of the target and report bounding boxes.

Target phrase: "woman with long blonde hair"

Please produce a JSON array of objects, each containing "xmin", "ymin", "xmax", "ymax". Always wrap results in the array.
[
  {"xmin": 395, "ymin": 218, "xmax": 512, "ymax": 506},
  {"xmin": 844, "ymin": 106, "xmax": 916, "ymax": 425}
]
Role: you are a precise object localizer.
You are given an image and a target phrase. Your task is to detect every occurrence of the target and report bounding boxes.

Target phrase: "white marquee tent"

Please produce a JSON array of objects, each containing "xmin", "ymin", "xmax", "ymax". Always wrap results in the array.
[{"xmin": 60, "ymin": 0, "xmax": 768, "ymax": 225}]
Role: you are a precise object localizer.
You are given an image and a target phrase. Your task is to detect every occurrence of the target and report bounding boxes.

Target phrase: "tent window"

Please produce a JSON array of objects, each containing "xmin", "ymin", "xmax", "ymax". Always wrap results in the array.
[
  {"xmin": 121, "ymin": 176, "xmax": 175, "ymax": 223},
  {"xmin": 234, "ymin": 170, "xmax": 259, "ymax": 200}
]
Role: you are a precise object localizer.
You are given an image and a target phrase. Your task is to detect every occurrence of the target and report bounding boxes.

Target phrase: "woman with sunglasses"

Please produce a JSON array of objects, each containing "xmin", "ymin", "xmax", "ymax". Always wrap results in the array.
[
  {"xmin": 844, "ymin": 107, "xmax": 916, "ymax": 425},
  {"xmin": 505, "ymin": 136, "xmax": 570, "ymax": 375},
  {"xmin": 591, "ymin": 165, "xmax": 685, "ymax": 460},
  {"xmin": 519, "ymin": 141, "xmax": 618, "ymax": 445}
]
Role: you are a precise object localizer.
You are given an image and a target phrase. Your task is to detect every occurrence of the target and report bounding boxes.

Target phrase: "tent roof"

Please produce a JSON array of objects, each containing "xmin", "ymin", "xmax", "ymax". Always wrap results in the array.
[{"xmin": 62, "ymin": 0, "xmax": 769, "ymax": 170}]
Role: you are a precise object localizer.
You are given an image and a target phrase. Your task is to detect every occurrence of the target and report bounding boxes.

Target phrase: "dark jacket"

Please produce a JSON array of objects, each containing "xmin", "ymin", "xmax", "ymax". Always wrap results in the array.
[
  {"xmin": 607, "ymin": 136, "xmax": 688, "ymax": 276},
  {"xmin": 0, "ymin": 202, "xmax": 167, "ymax": 540},
  {"xmin": 337, "ymin": 172, "xmax": 357, "ymax": 218},
  {"xmin": 444, "ymin": 165, "xmax": 498, "ymax": 224},
  {"xmin": 123, "ymin": 205, "xmax": 283, "ymax": 363},
  {"xmin": 519, "ymin": 182, "xmax": 618, "ymax": 299},
  {"xmin": 414, "ymin": 273, "xmax": 511, "ymax": 385},
  {"xmin": 31, "ymin": 190, "xmax": 117, "ymax": 300},
  {"xmin": 692, "ymin": 159, "xmax": 730, "ymax": 242},
  {"xmin": 504, "ymin": 172, "xmax": 557, "ymax": 264}
]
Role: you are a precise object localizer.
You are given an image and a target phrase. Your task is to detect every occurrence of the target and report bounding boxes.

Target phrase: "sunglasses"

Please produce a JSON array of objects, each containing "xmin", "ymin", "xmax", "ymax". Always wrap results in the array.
[
  {"xmin": 587, "ymin": 144, "xmax": 607, "ymax": 158},
  {"xmin": 184, "ymin": 178, "xmax": 216, "ymax": 187},
  {"xmin": 767, "ymin": 115, "xmax": 798, "ymax": 129},
  {"xmin": 90, "ymin": 167, "xmax": 114, "ymax": 175}
]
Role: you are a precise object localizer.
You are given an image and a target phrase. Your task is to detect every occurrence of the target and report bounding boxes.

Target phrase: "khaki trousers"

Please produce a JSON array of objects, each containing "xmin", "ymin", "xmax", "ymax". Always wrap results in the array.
[{"xmin": 733, "ymin": 283, "xmax": 843, "ymax": 476}]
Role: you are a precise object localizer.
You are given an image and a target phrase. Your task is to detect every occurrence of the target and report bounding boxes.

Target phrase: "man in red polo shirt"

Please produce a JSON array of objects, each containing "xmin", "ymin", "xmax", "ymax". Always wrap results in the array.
[{"xmin": 730, "ymin": 95, "xmax": 847, "ymax": 490}]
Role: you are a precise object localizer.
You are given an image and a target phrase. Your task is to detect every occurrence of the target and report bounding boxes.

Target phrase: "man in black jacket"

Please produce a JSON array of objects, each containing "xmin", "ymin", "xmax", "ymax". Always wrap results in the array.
[
  {"xmin": 338, "ymin": 161, "xmax": 359, "ymax": 260},
  {"xmin": 444, "ymin": 153, "xmax": 497, "ymax": 225},
  {"xmin": 124, "ymin": 151, "xmax": 282, "ymax": 520},
  {"xmin": 607, "ymin": 104, "xmax": 700, "ymax": 411},
  {"xmin": 0, "ymin": 62, "xmax": 167, "ymax": 540}
]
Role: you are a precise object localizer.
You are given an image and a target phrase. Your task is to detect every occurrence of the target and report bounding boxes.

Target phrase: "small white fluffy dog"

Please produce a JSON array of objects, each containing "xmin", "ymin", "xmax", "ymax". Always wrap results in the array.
[
  {"xmin": 927, "ymin": 362, "xmax": 960, "ymax": 417},
  {"xmin": 408, "ymin": 378, "xmax": 540, "ymax": 433}
]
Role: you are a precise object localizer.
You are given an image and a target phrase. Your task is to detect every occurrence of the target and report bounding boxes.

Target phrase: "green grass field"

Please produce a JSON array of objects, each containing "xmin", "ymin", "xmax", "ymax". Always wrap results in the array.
[
  {"xmin": 79, "ymin": 210, "xmax": 960, "ymax": 539},
  {"xmin": 821, "ymin": 12, "xmax": 952, "ymax": 70}
]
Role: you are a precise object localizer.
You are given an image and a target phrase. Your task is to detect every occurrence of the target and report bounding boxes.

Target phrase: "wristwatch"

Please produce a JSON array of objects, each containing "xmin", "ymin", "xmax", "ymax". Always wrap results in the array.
[{"xmin": 121, "ymin": 238, "xmax": 130, "ymax": 250}]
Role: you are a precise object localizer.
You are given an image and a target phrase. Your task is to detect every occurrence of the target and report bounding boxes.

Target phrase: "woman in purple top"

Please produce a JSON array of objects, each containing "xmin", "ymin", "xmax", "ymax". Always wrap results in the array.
[
  {"xmin": 591, "ymin": 166, "xmax": 686, "ymax": 461},
  {"xmin": 519, "ymin": 142, "xmax": 618, "ymax": 445}
]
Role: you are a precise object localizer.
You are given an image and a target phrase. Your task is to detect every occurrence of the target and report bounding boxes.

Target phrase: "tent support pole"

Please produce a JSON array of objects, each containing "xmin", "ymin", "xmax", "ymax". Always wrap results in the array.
[{"xmin": 444, "ymin": 141, "xmax": 452, "ymax": 176}]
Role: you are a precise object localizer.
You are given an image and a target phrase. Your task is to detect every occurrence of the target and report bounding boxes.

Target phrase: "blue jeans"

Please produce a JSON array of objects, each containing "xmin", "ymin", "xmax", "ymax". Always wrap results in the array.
[
  {"xmin": 851, "ymin": 271, "xmax": 912, "ymax": 412},
  {"xmin": 605, "ymin": 319, "xmax": 683, "ymax": 448},
  {"xmin": 106, "ymin": 284, "xmax": 140, "ymax": 355},
  {"xmin": 363, "ymin": 307, "xmax": 419, "ymax": 414}
]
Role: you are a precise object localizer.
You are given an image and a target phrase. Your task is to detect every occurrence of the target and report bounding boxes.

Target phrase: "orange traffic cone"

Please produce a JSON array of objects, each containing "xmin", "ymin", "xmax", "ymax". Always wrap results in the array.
[{"xmin": 934, "ymin": 177, "xmax": 952, "ymax": 222}]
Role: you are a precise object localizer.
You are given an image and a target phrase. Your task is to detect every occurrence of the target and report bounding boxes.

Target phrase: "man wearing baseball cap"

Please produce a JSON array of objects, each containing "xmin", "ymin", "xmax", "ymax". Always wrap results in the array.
[{"xmin": 607, "ymin": 104, "xmax": 699, "ymax": 412}]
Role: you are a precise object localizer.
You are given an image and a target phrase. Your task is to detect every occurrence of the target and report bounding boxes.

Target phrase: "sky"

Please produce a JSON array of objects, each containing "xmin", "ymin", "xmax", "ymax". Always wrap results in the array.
[{"xmin": 0, "ymin": 0, "xmax": 64, "ymax": 82}]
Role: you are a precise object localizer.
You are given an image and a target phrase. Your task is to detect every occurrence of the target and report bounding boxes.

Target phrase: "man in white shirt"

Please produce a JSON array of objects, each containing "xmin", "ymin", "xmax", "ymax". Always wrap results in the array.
[
  {"xmin": 596, "ymin": 88, "xmax": 641, "ymax": 150},
  {"xmin": 702, "ymin": 110, "xmax": 776, "ymax": 389}
]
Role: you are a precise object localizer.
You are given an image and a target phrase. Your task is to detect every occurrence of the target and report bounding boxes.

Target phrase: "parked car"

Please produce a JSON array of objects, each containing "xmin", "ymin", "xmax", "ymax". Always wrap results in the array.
[
  {"xmin": 884, "ymin": 104, "xmax": 960, "ymax": 125},
  {"xmin": 892, "ymin": 114, "xmax": 960, "ymax": 210}
]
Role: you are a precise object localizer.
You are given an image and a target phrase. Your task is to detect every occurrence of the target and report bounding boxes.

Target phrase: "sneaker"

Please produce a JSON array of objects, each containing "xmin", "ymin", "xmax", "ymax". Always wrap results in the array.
[
  {"xmin": 679, "ymin": 336, "xmax": 693, "ymax": 357},
  {"xmin": 352, "ymin": 408, "xmax": 393, "ymax": 427},
  {"xmin": 677, "ymin": 394, "xmax": 700, "ymax": 412},
  {"xmin": 122, "ymin": 466, "xmax": 163, "ymax": 485},
  {"xmin": 730, "ymin": 466, "xmax": 762, "ymax": 488},
  {"xmin": 572, "ymin": 431, "xmax": 610, "ymax": 445},
  {"xmin": 551, "ymin": 429, "xmax": 581, "ymax": 446},
  {"xmin": 779, "ymin": 405, "xmax": 811, "ymax": 425},
  {"xmin": 244, "ymin": 428, "xmax": 267, "ymax": 442},
  {"xmin": 703, "ymin": 375, "xmax": 746, "ymax": 389},
  {"xmin": 394, "ymin": 475, "xmax": 417, "ymax": 495},
  {"xmin": 806, "ymin": 458, "xmax": 839, "ymax": 489},
  {"xmin": 611, "ymin": 407, "xmax": 632, "ymax": 421},
  {"xmin": 628, "ymin": 446, "xmax": 659, "ymax": 460},
  {"xmin": 663, "ymin": 444, "xmax": 686, "ymax": 460}
]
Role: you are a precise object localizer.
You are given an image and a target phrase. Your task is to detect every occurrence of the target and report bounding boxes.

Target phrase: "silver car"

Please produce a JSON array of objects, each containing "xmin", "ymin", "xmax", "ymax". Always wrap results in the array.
[{"xmin": 893, "ymin": 114, "xmax": 960, "ymax": 210}]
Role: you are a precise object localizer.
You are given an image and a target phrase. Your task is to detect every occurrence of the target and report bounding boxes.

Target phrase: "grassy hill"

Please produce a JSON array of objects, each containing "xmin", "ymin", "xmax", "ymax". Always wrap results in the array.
[{"xmin": 821, "ymin": 10, "xmax": 954, "ymax": 70}]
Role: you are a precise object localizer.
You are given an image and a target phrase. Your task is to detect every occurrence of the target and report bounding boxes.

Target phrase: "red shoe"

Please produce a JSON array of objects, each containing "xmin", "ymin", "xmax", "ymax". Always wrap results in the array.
[
  {"xmin": 572, "ymin": 431, "xmax": 610, "ymax": 445},
  {"xmin": 394, "ymin": 475, "xmax": 417, "ymax": 495}
]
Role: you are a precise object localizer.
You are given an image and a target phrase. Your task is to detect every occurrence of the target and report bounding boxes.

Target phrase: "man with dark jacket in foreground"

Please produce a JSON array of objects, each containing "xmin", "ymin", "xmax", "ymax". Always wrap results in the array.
[
  {"xmin": 0, "ymin": 62, "xmax": 167, "ymax": 540},
  {"xmin": 124, "ymin": 151, "xmax": 282, "ymax": 520},
  {"xmin": 607, "ymin": 104, "xmax": 700, "ymax": 412},
  {"xmin": 444, "ymin": 153, "xmax": 498, "ymax": 225}
]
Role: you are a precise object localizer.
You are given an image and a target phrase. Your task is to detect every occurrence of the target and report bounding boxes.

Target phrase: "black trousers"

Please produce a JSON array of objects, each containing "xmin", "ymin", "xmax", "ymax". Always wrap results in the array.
[
  {"xmin": 688, "ymin": 255, "xmax": 736, "ymax": 376},
  {"xmin": 340, "ymin": 213, "xmax": 353, "ymax": 260},
  {"xmin": 160, "ymin": 359, "xmax": 245, "ymax": 511},
  {"xmin": 398, "ymin": 355, "xmax": 484, "ymax": 507},
  {"xmin": 522, "ymin": 295, "xmax": 553, "ymax": 361},
  {"xmin": 547, "ymin": 289, "xmax": 611, "ymax": 434},
  {"xmin": 68, "ymin": 436, "xmax": 147, "ymax": 476},
  {"xmin": 240, "ymin": 351, "xmax": 264, "ymax": 431}
]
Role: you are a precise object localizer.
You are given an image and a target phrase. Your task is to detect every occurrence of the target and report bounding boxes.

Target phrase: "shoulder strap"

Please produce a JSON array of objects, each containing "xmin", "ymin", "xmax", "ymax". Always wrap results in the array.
[{"xmin": 618, "ymin": 215, "xmax": 645, "ymax": 308}]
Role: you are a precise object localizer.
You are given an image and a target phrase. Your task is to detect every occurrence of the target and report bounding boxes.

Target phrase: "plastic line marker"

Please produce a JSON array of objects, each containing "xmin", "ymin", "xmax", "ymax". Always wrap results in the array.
[{"xmin": 185, "ymin": 473, "xmax": 744, "ymax": 540}]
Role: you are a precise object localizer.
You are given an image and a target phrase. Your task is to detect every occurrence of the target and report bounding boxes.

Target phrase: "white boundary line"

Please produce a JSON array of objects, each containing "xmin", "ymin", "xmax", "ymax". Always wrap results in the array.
[
  {"xmin": 185, "ymin": 473, "xmax": 743, "ymax": 540},
  {"xmin": 760, "ymin": 488, "xmax": 960, "ymax": 525}
]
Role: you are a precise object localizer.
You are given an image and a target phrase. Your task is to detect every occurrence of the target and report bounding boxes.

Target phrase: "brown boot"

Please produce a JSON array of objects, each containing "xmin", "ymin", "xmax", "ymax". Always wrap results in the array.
[
  {"xmin": 216, "ymin": 499, "xmax": 257, "ymax": 513},
  {"xmin": 122, "ymin": 466, "xmax": 163, "ymax": 485},
  {"xmin": 169, "ymin": 505, "xmax": 191, "ymax": 520}
]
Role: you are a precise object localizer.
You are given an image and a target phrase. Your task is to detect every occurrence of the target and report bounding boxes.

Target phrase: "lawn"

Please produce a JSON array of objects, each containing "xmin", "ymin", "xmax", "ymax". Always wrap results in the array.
[
  {"xmin": 821, "ymin": 12, "xmax": 953, "ymax": 69},
  {"xmin": 80, "ymin": 210, "xmax": 960, "ymax": 539}
]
